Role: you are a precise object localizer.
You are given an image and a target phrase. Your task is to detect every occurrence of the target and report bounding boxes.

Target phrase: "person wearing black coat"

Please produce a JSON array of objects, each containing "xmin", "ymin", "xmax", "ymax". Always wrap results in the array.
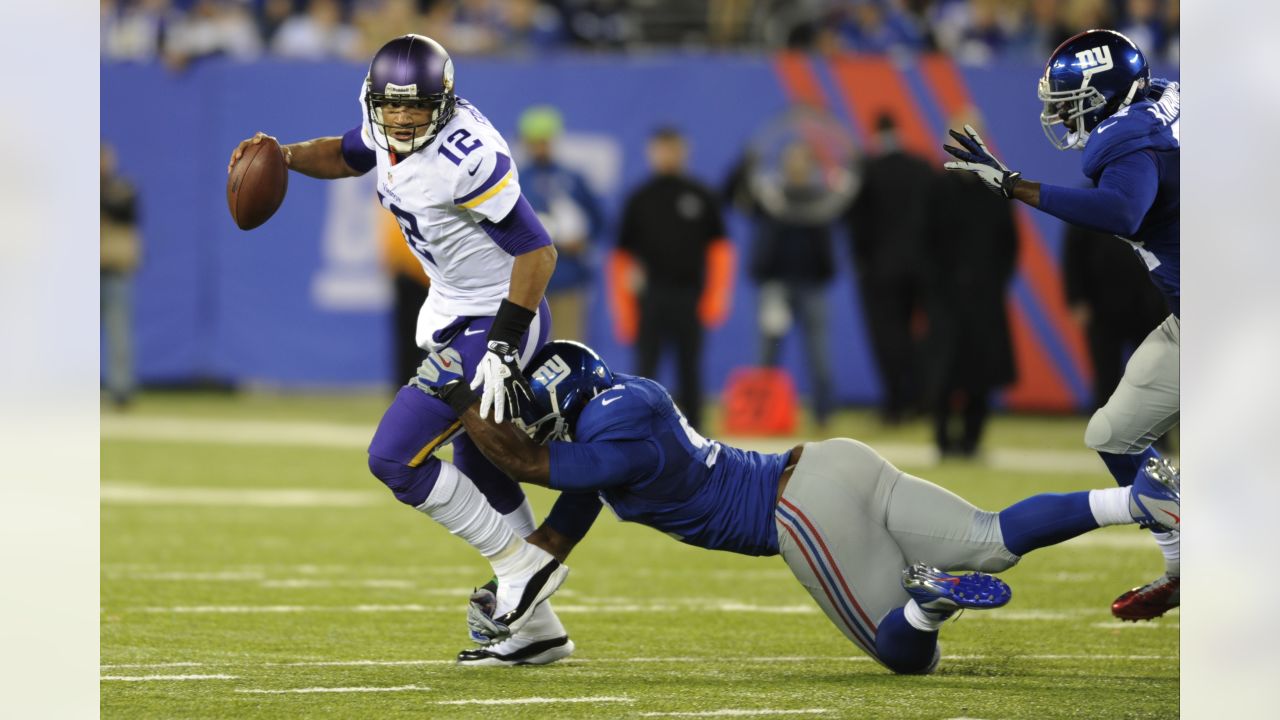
[
  {"xmin": 923, "ymin": 165, "xmax": 1019, "ymax": 458},
  {"xmin": 1061, "ymin": 222, "xmax": 1169, "ymax": 411},
  {"xmin": 845, "ymin": 114, "xmax": 935, "ymax": 424}
]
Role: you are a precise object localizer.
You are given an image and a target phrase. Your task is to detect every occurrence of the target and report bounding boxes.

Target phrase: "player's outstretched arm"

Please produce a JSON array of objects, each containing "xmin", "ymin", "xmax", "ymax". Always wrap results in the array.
[
  {"xmin": 227, "ymin": 132, "xmax": 362, "ymax": 180},
  {"xmin": 437, "ymin": 379, "xmax": 553, "ymax": 486}
]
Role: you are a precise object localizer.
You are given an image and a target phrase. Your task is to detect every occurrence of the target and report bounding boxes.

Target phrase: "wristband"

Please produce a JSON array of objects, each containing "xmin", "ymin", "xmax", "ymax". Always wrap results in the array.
[
  {"xmin": 1000, "ymin": 171, "xmax": 1023, "ymax": 199},
  {"xmin": 440, "ymin": 379, "xmax": 480, "ymax": 416},
  {"xmin": 488, "ymin": 299, "xmax": 536, "ymax": 348}
]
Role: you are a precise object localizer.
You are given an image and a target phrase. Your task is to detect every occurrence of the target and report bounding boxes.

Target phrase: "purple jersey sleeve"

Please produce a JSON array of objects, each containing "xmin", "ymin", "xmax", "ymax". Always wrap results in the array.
[
  {"xmin": 341, "ymin": 125, "xmax": 376, "ymax": 175},
  {"xmin": 1039, "ymin": 150, "xmax": 1159, "ymax": 237},
  {"xmin": 478, "ymin": 194, "xmax": 553, "ymax": 256}
]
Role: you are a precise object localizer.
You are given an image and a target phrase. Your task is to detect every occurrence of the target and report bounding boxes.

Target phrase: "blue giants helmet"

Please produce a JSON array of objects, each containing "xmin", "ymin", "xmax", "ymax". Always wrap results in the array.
[
  {"xmin": 518, "ymin": 341, "xmax": 615, "ymax": 443},
  {"xmin": 1038, "ymin": 29, "xmax": 1150, "ymax": 150},
  {"xmin": 364, "ymin": 34, "xmax": 457, "ymax": 155}
]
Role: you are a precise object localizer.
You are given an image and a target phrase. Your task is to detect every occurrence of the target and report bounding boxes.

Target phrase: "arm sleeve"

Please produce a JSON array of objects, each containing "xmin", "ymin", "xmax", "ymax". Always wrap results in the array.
[
  {"xmin": 1038, "ymin": 151, "xmax": 1159, "ymax": 237},
  {"xmin": 454, "ymin": 149, "xmax": 521, "ymax": 222},
  {"xmin": 548, "ymin": 439, "xmax": 660, "ymax": 491},
  {"xmin": 341, "ymin": 125, "xmax": 377, "ymax": 175},
  {"xmin": 544, "ymin": 491, "xmax": 604, "ymax": 542},
  {"xmin": 478, "ymin": 194, "xmax": 553, "ymax": 256}
]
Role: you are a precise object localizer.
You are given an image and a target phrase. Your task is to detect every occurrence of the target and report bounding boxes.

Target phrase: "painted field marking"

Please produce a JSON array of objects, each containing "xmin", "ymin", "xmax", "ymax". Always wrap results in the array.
[
  {"xmin": 433, "ymin": 696, "xmax": 633, "ymax": 706},
  {"xmin": 237, "ymin": 685, "xmax": 430, "ymax": 694},
  {"xmin": 101, "ymin": 483, "xmax": 381, "ymax": 508},
  {"xmin": 100, "ymin": 653, "xmax": 1177, "ymax": 671},
  {"xmin": 100, "ymin": 674, "xmax": 237, "ymax": 681},
  {"xmin": 638, "ymin": 710, "xmax": 830, "ymax": 718},
  {"xmin": 103, "ymin": 414, "xmax": 1107, "ymax": 476},
  {"xmin": 1092, "ymin": 621, "xmax": 1180, "ymax": 630}
]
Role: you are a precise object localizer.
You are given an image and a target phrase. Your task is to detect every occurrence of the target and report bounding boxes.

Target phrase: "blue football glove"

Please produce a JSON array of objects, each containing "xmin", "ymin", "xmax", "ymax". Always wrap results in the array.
[
  {"xmin": 409, "ymin": 348, "xmax": 466, "ymax": 397},
  {"xmin": 943, "ymin": 125, "xmax": 1021, "ymax": 199}
]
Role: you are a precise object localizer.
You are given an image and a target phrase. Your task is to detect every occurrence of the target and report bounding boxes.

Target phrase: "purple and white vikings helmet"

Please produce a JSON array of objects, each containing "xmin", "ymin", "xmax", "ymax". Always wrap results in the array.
[{"xmin": 364, "ymin": 34, "xmax": 457, "ymax": 155}]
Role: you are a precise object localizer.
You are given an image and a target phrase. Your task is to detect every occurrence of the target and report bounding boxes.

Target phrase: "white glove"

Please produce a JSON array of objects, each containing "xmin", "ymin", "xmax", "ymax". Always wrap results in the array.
[
  {"xmin": 942, "ymin": 125, "xmax": 1021, "ymax": 199},
  {"xmin": 469, "ymin": 340, "xmax": 533, "ymax": 423}
]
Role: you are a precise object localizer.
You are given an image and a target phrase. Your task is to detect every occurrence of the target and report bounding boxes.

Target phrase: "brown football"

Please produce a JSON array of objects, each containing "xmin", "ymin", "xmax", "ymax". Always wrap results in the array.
[{"xmin": 227, "ymin": 137, "xmax": 289, "ymax": 230}]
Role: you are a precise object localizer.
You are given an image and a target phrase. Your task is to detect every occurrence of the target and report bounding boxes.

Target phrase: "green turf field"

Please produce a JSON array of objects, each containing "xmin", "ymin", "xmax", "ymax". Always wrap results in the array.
[{"xmin": 101, "ymin": 393, "xmax": 1178, "ymax": 719}]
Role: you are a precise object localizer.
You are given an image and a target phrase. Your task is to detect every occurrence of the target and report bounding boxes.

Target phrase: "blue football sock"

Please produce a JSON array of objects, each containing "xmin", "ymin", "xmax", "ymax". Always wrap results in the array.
[
  {"xmin": 875, "ymin": 608, "xmax": 939, "ymax": 675},
  {"xmin": 998, "ymin": 491, "xmax": 1099, "ymax": 557},
  {"xmin": 1097, "ymin": 446, "xmax": 1160, "ymax": 487}
]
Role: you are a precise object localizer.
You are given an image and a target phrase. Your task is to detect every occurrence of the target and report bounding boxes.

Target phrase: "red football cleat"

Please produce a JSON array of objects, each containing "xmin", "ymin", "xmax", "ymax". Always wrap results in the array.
[{"xmin": 1111, "ymin": 574, "xmax": 1179, "ymax": 621}]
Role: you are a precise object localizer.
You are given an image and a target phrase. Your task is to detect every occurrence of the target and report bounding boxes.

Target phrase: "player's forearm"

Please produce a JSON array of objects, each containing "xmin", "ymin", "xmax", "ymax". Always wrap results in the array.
[
  {"xmin": 282, "ymin": 137, "xmax": 362, "ymax": 179},
  {"xmin": 506, "ymin": 244, "xmax": 558, "ymax": 311},
  {"xmin": 1010, "ymin": 179, "xmax": 1041, "ymax": 207},
  {"xmin": 453, "ymin": 401, "xmax": 553, "ymax": 486}
]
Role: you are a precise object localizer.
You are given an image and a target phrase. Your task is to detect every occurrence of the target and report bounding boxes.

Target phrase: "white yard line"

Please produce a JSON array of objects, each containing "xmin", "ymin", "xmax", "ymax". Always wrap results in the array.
[
  {"xmin": 103, "ymin": 415, "xmax": 1108, "ymax": 475},
  {"xmin": 100, "ymin": 653, "xmax": 1177, "ymax": 670},
  {"xmin": 101, "ymin": 483, "xmax": 381, "ymax": 508},
  {"xmin": 236, "ymin": 685, "xmax": 431, "ymax": 694},
  {"xmin": 638, "ymin": 711, "xmax": 830, "ymax": 718},
  {"xmin": 100, "ymin": 674, "xmax": 237, "ymax": 681},
  {"xmin": 433, "ymin": 697, "xmax": 633, "ymax": 706}
]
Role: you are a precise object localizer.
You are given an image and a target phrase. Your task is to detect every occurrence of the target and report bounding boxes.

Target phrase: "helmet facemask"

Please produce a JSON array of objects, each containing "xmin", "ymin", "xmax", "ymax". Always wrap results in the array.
[
  {"xmin": 1038, "ymin": 73, "xmax": 1143, "ymax": 151},
  {"xmin": 365, "ymin": 79, "xmax": 455, "ymax": 155}
]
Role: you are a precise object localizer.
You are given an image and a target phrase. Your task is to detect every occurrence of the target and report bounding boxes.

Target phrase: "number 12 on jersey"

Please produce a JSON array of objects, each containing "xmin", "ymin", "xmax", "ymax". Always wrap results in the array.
[{"xmin": 438, "ymin": 129, "xmax": 482, "ymax": 165}]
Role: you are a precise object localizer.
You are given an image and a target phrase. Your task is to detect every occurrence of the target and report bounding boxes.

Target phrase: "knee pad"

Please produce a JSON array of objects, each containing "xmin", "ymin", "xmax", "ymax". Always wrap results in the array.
[
  {"xmin": 368, "ymin": 454, "xmax": 441, "ymax": 507},
  {"xmin": 1084, "ymin": 409, "xmax": 1115, "ymax": 452}
]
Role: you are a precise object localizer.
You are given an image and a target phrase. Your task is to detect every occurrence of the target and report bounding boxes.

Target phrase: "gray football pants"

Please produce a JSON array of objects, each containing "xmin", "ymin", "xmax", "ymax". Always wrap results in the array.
[
  {"xmin": 774, "ymin": 438, "xmax": 1019, "ymax": 664},
  {"xmin": 1085, "ymin": 314, "xmax": 1180, "ymax": 453}
]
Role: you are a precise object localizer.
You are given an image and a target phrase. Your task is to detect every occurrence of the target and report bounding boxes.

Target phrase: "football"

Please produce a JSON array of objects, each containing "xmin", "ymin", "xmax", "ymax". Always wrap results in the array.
[{"xmin": 227, "ymin": 136, "xmax": 288, "ymax": 230}]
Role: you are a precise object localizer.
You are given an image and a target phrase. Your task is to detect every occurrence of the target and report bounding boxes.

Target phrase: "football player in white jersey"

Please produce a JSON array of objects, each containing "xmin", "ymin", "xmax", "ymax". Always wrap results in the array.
[{"xmin": 227, "ymin": 35, "xmax": 572, "ymax": 660}]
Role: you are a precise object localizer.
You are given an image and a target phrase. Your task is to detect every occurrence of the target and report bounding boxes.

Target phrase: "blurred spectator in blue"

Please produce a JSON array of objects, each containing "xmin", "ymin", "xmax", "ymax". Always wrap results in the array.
[
  {"xmin": 1008, "ymin": 0, "xmax": 1072, "ymax": 63},
  {"xmin": 165, "ymin": 0, "xmax": 263, "ymax": 69},
  {"xmin": 271, "ymin": 0, "xmax": 362, "ymax": 59},
  {"xmin": 258, "ymin": 0, "xmax": 295, "ymax": 46},
  {"xmin": 101, "ymin": 143, "xmax": 143, "ymax": 409},
  {"xmin": 726, "ymin": 143, "xmax": 838, "ymax": 427},
  {"xmin": 833, "ymin": 0, "xmax": 928, "ymax": 55},
  {"xmin": 517, "ymin": 106, "xmax": 605, "ymax": 342},
  {"xmin": 493, "ymin": 0, "xmax": 568, "ymax": 53},
  {"xmin": 933, "ymin": 0, "xmax": 1012, "ymax": 65},
  {"xmin": 1119, "ymin": 0, "xmax": 1164, "ymax": 61},
  {"xmin": 103, "ymin": 0, "xmax": 177, "ymax": 61}
]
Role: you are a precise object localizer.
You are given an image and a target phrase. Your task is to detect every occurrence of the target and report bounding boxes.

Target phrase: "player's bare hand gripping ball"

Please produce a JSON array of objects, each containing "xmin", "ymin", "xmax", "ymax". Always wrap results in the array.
[{"xmin": 227, "ymin": 132, "xmax": 290, "ymax": 230}]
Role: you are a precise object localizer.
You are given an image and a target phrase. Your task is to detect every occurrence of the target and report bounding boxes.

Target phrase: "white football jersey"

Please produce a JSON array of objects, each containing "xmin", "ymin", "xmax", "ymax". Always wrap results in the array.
[{"xmin": 353, "ymin": 88, "xmax": 523, "ymax": 321}]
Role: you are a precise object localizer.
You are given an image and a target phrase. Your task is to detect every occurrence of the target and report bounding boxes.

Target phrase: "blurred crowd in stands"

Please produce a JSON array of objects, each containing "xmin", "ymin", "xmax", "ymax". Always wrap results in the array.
[{"xmin": 102, "ymin": 0, "xmax": 1180, "ymax": 66}]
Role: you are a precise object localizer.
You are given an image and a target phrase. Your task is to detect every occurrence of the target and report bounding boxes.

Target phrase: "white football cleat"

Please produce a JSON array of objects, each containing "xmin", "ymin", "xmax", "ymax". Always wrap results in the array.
[
  {"xmin": 473, "ymin": 547, "xmax": 569, "ymax": 641},
  {"xmin": 457, "ymin": 602, "xmax": 574, "ymax": 666}
]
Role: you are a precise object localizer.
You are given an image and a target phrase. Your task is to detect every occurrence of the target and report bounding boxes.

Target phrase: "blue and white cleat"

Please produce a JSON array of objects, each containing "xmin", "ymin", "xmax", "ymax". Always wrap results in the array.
[
  {"xmin": 1129, "ymin": 457, "xmax": 1180, "ymax": 532},
  {"xmin": 466, "ymin": 579, "xmax": 499, "ymax": 645},
  {"xmin": 902, "ymin": 563, "xmax": 1012, "ymax": 618}
]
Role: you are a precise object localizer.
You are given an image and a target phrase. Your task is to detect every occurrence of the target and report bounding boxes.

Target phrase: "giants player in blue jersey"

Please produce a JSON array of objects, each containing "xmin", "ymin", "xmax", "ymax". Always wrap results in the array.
[
  {"xmin": 416, "ymin": 340, "xmax": 1179, "ymax": 671},
  {"xmin": 941, "ymin": 29, "xmax": 1180, "ymax": 621},
  {"xmin": 227, "ymin": 36, "xmax": 570, "ymax": 642}
]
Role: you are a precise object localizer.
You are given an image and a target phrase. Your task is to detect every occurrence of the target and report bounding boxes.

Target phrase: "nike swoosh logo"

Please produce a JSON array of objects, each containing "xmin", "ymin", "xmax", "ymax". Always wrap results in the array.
[
  {"xmin": 1095, "ymin": 121, "xmax": 1116, "ymax": 134},
  {"xmin": 467, "ymin": 160, "xmax": 482, "ymax": 176},
  {"xmin": 1161, "ymin": 508, "xmax": 1180, "ymax": 524},
  {"xmin": 601, "ymin": 395, "xmax": 622, "ymax": 406},
  {"xmin": 463, "ymin": 328, "xmax": 485, "ymax": 336}
]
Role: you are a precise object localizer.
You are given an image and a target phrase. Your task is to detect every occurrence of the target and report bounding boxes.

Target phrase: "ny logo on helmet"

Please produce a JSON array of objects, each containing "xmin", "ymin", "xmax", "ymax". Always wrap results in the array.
[
  {"xmin": 532, "ymin": 355, "xmax": 571, "ymax": 393},
  {"xmin": 1075, "ymin": 46, "xmax": 1114, "ymax": 80}
]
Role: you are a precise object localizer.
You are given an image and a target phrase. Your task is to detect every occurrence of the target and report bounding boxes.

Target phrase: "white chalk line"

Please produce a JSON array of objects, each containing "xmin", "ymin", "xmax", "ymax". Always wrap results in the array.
[
  {"xmin": 236, "ymin": 685, "xmax": 430, "ymax": 695},
  {"xmin": 434, "ymin": 696, "xmax": 633, "ymax": 706},
  {"xmin": 101, "ymin": 653, "xmax": 1176, "ymax": 671},
  {"xmin": 638, "ymin": 711, "xmax": 829, "ymax": 718},
  {"xmin": 100, "ymin": 674, "xmax": 238, "ymax": 682},
  {"xmin": 101, "ymin": 483, "xmax": 381, "ymax": 508},
  {"xmin": 104, "ymin": 415, "xmax": 1107, "ymax": 475}
]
